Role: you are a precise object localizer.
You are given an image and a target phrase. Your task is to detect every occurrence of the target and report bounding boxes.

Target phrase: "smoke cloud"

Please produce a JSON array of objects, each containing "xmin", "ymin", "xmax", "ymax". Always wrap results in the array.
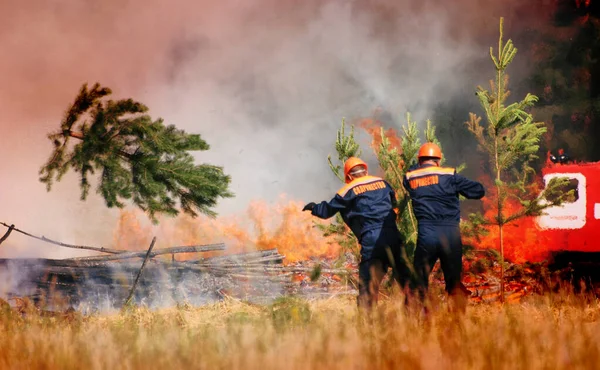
[{"xmin": 0, "ymin": 0, "xmax": 543, "ymax": 257}]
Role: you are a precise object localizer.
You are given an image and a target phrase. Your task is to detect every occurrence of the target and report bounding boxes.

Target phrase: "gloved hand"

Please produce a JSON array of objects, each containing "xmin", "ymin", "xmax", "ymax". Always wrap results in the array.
[{"xmin": 302, "ymin": 202, "xmax": 316, "ymax": 212}]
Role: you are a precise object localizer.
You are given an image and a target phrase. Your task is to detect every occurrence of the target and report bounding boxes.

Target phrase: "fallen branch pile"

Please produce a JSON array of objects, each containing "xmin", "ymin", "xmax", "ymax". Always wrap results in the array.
[{"xmin": 0, "ymin": 222, "xmax": 356, "ymax": 311}]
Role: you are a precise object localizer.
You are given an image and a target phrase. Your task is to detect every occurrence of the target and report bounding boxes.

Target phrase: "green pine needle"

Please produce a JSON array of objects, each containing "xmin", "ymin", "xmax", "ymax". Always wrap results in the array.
[{"xmin": 39, "ymin": 82, "xmax": 233, "ymax": 223}]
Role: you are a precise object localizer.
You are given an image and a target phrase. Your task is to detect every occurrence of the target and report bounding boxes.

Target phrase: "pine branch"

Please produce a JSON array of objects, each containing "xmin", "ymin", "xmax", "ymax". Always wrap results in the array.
[
  {"xmin": 400, "ymin": 113, "xmax": 421, "ymax": 171},
  {"xmin": 39, "ymin": 83, "xmax": 233, "ymax": 222},
  {"xmin": 376, "ymin": 127, "xmax": 417, "ymax": 242},
  {"xmin": 321, "ymin": 118, "xmax": 363, "ymax": 260},
  {"xmin": 327, "ymin": 118, "xmax": 361, "ymax": 182}
]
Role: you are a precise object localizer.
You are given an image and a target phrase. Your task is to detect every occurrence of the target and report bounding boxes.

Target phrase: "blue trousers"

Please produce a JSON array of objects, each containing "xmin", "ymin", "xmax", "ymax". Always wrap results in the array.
[
  {"xmin": 357, "ymin": 227, "xmax": 410, "ymax": 309},
  {"xmin": 413, "ymin": 223, "xmax": 465, "ymax": 298}
]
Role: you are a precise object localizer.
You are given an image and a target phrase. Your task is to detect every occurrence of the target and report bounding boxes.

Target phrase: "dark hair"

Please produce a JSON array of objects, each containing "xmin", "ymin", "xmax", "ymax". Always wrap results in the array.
[{"xmin": 419, "ymin": 157, "xmax": 440, "ymax": 164}]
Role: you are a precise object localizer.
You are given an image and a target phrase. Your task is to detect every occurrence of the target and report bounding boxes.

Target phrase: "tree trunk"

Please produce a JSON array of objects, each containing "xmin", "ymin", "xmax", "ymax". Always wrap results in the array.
[
  {"xmin": 68, "ymin": 131, "xmax": 133, "ymax": 159},
  {"xmin": 68, "ymin": 131, "xmax": 84, "ymax": 140},
  {"xmin": 389, "ymin": 160, "xmax": 418, "ymax": 238},
  {"xmin": 494, "ymin": 137, "xmax": 505, "ymax": 304},
  {"xmin": 499, "ymin": 223, "xmax": 505, "ymax": 303}
]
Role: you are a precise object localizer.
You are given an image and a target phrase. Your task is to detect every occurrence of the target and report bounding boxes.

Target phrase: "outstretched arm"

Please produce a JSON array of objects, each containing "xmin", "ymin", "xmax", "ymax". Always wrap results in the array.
[
  {"xmin": 303, "ymin": 194, "xmax": 347, "ymax": 219},
  {"xmin": 454, "ymin": 174, "xmax": 485, "ymax": 199}
]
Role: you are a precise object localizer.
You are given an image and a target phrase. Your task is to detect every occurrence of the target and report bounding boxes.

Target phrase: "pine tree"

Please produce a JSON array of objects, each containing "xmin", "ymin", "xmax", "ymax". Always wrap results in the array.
[
  {"xmin": 327, "ymin": 118, "xmax": 363, "ymax": 182},
  {"xmin": 317, "ymin": 119, "xmax": 361, "ymax": 260},
  {"xmin": 374, "ymin": 113, "xmax": 464, "ymax": 258},
  {"xmin": 374, "ymin": 113, "xmax": 421, "ymax": 257},
  {"xmin": 39, "ymin": 83, "xmax": 233, "ymax": 222},
  {"xmin": 465, "ymin": 18, "xmax": 574, "ymax": 302},
  {"xmin": 323, "ymin": 114, "xmax": 447, "ymax": 261}
]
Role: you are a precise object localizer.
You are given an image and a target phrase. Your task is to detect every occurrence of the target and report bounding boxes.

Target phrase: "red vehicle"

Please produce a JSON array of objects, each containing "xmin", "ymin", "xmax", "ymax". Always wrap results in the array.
[{"xmin": 535, "ymin": 154, "xmax": 600, "ymax": 274}]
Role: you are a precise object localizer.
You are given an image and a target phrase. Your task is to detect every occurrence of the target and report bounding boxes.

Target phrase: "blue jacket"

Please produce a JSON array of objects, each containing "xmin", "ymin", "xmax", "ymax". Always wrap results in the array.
[
  {"xmin": 311, "ymin": 175, "xmax": 397, "ymax": 241},
  {"xmin": 403, "ymin": 164, "xmax": 485, "ymax": 226}
]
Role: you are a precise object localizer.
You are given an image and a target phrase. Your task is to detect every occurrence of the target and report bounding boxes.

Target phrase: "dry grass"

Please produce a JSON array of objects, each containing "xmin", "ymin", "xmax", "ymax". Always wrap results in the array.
[{"xmin": 1, "ymin": 292, "xmax": 599, "ymax": 370}]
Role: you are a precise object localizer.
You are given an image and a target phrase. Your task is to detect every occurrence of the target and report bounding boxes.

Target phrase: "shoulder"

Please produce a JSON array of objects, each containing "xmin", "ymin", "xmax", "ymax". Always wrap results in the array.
[
  {"xmin": 336, "ymin": 176, "xmax": 386, "ymax": 197},
  {"xmin": 405, "ymin": 166, "xmax": 455, "ymax": 180}
]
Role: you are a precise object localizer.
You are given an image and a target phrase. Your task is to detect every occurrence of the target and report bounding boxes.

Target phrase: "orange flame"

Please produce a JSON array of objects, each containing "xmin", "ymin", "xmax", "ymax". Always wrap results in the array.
[
  {"xmin": 112, "ymin": 196, "xmax": 341, "ymax": 264},
  {"xmin": 357, "ymin": 117, "xmax": 402, "ymax": 155},
  {"xmin": 464, "ymin": 174, "xmax": 552, "ymax": 263},
  {"xmin": 113, "ymin": 210, "xmax": 152, "ymax": 251},
  {"xmin": 245, "ymin": 199, "xmax": 341, "ymax": 262},
  {"xmin": 357, "ymin": 117, "xmax": 405, "ymax": 177}
]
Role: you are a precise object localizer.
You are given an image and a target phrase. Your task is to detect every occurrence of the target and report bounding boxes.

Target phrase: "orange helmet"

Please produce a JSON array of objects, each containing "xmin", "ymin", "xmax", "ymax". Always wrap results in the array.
[
  {"xmin": 418, "ymin": 142, "xmax": 442, "ymax": 160},
  {"xmin": 343, "ymin": 157, "xmax": 368, "ymax": 183}
]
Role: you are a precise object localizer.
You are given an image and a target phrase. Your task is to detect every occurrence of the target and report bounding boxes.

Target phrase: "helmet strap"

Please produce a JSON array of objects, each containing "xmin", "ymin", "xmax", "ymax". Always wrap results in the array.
[{"xmin": 348, "ymin": 168, "xmax": 366, "ymax": 182}]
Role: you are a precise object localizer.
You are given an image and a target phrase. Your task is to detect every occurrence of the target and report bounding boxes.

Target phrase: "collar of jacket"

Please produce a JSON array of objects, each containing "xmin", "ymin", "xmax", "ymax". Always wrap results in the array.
[
  {"xmin": 337, "ymin": 175, "xmax": 384, "ymax": 197},
  {"xmin": 405, "ymin": 165, "xmax": 455, "ymax": 180}
]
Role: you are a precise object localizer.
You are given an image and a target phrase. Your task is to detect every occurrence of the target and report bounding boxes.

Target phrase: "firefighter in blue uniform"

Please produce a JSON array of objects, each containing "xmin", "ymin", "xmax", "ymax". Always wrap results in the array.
[
  {"xmin": 404, "ymin": 143, "xmax": 485, "ymax": 312},
  {"xmin": 302, "ymin": 157, "xmax": 410, "ymax": 309}
]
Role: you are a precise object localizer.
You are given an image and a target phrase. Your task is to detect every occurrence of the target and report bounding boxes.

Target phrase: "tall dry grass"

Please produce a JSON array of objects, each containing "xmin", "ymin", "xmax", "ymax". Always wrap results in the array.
[{"xmin": 0, "ymin": 292, "xmax": 599, "ymax": 370}]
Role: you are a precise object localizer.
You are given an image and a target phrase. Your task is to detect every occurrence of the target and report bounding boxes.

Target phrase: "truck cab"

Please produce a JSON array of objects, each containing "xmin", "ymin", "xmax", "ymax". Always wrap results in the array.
[{"xmin": 535, "ymin": 160, "xmax": 600, "ymax": 271}]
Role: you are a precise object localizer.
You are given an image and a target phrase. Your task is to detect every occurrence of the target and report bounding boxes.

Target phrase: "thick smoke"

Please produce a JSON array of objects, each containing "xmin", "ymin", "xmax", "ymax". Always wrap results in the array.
[{"xmin": 0, "ymin": 0, "xmax": 539, "ymax": 257}]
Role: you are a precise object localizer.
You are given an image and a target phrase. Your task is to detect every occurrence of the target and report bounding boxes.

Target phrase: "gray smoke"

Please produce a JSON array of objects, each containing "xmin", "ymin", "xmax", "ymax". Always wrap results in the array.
[{"xmin": 0, "ymin": 0, "xmax": 533, "ymax": 257}]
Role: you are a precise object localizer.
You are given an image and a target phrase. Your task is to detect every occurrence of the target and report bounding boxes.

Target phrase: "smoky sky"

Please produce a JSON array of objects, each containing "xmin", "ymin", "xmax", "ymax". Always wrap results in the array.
[{"xmin": 0, "ymin": 0, "xmax": 547, "ymax": 256}]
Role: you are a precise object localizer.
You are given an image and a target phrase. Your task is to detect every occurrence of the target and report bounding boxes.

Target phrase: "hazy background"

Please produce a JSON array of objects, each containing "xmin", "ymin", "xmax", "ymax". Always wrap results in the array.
[{"xmin": 0, "ymin": 0, "xmax": 554, "ymax": 257}]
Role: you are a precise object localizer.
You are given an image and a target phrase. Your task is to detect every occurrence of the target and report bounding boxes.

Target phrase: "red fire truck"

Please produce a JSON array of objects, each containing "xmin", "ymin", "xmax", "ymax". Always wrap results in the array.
[{"xmin": 535, "ymin": 155, "xmax": 600, "ymax": 274}]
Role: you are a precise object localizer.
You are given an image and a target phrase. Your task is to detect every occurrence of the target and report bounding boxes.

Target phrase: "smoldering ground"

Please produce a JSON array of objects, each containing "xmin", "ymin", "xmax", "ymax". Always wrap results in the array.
[
  {"xmin": 0, "ymin": 0, "xmax": 545, "ymax": 258},
  {"xmin": 0, "ymin": 251, "xmax": 295, "ymax": 313}
]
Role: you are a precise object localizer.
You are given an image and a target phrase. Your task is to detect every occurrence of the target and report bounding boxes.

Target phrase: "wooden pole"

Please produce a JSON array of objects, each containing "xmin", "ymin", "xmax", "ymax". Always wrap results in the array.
[
  {"xmin": 0, "ymin": 224, "xmax": 14, "ymax": 246},
  {"xmin": 72, "ymin": 243, "xmax": 225, "ymax": 262},
  {"xmin": 124, "ymin": 237, "xmax": 157, "ymax": 307},
  {"xmin": 0, "ymin": 222, "xmax": 124, "ymax": 254}
]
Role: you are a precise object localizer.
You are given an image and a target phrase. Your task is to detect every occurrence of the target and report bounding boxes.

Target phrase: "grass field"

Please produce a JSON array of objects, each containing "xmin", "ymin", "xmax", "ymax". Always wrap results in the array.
[{"xmin": 1, "ymin": 290, "xmax": 599, "ymax": 370}]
